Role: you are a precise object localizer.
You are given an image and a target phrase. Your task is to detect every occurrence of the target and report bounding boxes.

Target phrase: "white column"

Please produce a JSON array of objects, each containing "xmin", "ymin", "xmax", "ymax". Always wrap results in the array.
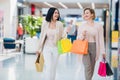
[
  {"xmin": 0, "ymin": 0, "xmax": 17, "ymax": 38},
  {"xmin": 10, "ymin": 0, "xmax": 17, "ymax": 38}
]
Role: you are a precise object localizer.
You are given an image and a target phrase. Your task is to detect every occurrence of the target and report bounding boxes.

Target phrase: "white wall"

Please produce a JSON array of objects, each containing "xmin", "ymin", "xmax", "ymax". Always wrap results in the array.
[{"xmin": 0, "ymin": 0, "xmax": 17, "ymax": 38}]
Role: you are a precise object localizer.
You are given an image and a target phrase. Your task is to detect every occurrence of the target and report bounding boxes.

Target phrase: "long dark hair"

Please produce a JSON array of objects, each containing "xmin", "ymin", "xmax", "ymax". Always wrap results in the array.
[{"xmin": 45, "ymin": 7, "xmax": 60, "ymax": 22}]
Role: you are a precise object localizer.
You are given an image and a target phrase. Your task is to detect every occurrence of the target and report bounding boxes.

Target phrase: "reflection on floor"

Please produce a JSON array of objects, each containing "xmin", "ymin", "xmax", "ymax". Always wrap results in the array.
[{"xmin": 0, "ymin": 52, "xmax": 113, "ymax": 80}]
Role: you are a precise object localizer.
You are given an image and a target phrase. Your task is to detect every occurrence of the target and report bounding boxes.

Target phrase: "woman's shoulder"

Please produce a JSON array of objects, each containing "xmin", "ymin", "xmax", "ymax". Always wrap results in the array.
[
  {"xmin": 42, "ymin": 20, "xmax": 48, "ymax": 24},
  {"xmin": 79, "ymin": 21, "xmax": 86, "ymax": 27},
  {"xmin": 94, "ymin": 22, "xmax": 103, "ymax": 26},
  {"xmin": 94, "ymin": 22, "xmax": 103, "ymax": 30},
  {"xmin": 42, "ymin": 20, "xmax": 49, "ymax": 27},
  {"xmin": 56, "ymin": 21, "xmax": 64, "ymax": 28}
]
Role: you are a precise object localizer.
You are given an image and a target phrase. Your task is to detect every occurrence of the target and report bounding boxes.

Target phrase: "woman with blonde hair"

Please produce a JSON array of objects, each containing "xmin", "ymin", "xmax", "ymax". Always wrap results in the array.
[{"xmin": 77, "ymin": 8, "xmax": 106, "ymax": 80}]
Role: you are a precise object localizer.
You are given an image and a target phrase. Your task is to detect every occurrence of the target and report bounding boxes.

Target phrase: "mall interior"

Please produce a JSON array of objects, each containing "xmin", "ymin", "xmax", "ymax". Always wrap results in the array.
[{"xmin": 0, "ymin": 0, "xmax": 120, "ymax": 80}]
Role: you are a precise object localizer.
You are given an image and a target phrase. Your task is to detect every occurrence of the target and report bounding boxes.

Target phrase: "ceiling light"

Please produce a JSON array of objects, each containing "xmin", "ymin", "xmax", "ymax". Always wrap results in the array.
[
  {"xmin": 77, "ymin": 2, "xmax": 83, "ymax": 9},
  {"xmin": 58, "ymin": 2, "xmax": 68, "ymax": 9},
  {"xmin": 92, "ymin": 3, "xmax": 95, "ymax": 9},
  {"xmin": 44, "ymin": 2, "xmax": 54, "ymax": 7},
  {"xmin": 115, "ymin": 0, "xmax": 118, "ymax": 3}
]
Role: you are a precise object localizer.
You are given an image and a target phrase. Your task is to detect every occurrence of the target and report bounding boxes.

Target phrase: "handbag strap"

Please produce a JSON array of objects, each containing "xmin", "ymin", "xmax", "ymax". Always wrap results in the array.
[
  {"xmin": 36, "ymin": 54, "xmax": 40, "ymax": 63},
  {"xmin": 102, "ymin": 57, "xmax": 106, "ymax": 63}
]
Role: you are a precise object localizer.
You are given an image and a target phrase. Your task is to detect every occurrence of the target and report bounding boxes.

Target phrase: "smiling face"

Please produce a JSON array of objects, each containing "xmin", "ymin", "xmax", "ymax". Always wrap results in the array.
[
  {"xmin": 52, "ymin": 9, "xmax": 59, "ymax": 21},
  {"xmin": 46, "ymin": 8, "xmax": 60, "ymax": 22},
  {"xmin": 83, "ymin": 8, "xmax": 95, "ymax": 21}
]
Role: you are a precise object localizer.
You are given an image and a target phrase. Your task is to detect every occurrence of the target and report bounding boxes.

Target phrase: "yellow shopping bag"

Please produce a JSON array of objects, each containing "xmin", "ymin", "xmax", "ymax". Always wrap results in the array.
[
  {"xmin": 57, "ymin": 38, "xmax": 72, "ymax": 54},
  {"xmin": 35, "ymin": 53, "xmax": 44, "ymax": 72}
]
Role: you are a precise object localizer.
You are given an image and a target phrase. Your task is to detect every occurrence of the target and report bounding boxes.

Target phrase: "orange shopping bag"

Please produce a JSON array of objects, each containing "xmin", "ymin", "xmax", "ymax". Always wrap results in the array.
[{"xmin": 70, "ymin": 40, "xmax": 88, "ymax": 54}]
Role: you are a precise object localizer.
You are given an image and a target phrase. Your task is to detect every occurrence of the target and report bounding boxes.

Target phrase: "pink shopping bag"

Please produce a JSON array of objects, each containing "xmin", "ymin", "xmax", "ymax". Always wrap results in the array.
[{"xmin": 98, "ymin": 61, "xmax": 106, "ymax": 77}]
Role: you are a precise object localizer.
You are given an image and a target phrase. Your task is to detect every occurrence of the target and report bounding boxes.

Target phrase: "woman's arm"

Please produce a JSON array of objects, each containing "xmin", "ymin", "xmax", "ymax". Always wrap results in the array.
[
  {"xmin": 98, "ymin": 24, "xmax": 106, "ymax": 58},
  {"xmin": 99, "ymin": 25, "xmax": 105, "ymax": 54},
  {"xmin": 59, "ymin": 22, "xmax": 66, "ymax": 39},
  {"xmin": 77, "ymin": 24, "xmax": 85, "ymax": 40},
  {"xmin": 37, "ymin": 21, "xmax": 46, "ymax": 53},
  {"xmin": 95, "ymin": 26, "xmax": 100, "ymax": 60}
]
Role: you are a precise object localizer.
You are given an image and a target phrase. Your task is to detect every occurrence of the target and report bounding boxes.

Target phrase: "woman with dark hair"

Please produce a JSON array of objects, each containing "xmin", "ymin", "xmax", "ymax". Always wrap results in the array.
[
  {"xmin": 36, "ymin": 7, "xmax": 64, "ymax": 80},
  {"xmin": 77, "ymin": 8, "xmax": 106, "ymax": 80}
]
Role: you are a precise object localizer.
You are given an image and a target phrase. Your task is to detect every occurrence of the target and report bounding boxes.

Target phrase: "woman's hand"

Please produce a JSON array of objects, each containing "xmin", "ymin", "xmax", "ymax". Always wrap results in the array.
[
  {"xmin": 95, "ymin": 56, "xmax": 99, "ymax": 61},
  {"xmin": 102, "ymin": 53, "xmax": 106, "ymax": 59},
  {"xmin": 82, "ymin": 30, "xmax": 87, "ymax": 37},
  {"xmin": 82, "ymin": 30, "xmax": 87, "ymax": 40},
  {"xmin": 36, "ymin": 51, "xmax": 41, "ymax": 55}
]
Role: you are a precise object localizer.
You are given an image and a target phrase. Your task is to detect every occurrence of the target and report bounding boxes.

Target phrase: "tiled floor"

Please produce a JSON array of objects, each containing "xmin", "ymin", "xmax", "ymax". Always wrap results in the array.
[{"xmin": 0, "ymin": 52, "xmax": 113, "ymax": 80}]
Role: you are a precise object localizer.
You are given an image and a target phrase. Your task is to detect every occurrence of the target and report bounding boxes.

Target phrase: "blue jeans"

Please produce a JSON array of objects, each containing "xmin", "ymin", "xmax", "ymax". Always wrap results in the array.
[{"xmin": 67, "ymin": 35, "xmax": 76, "ymax": 43}]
